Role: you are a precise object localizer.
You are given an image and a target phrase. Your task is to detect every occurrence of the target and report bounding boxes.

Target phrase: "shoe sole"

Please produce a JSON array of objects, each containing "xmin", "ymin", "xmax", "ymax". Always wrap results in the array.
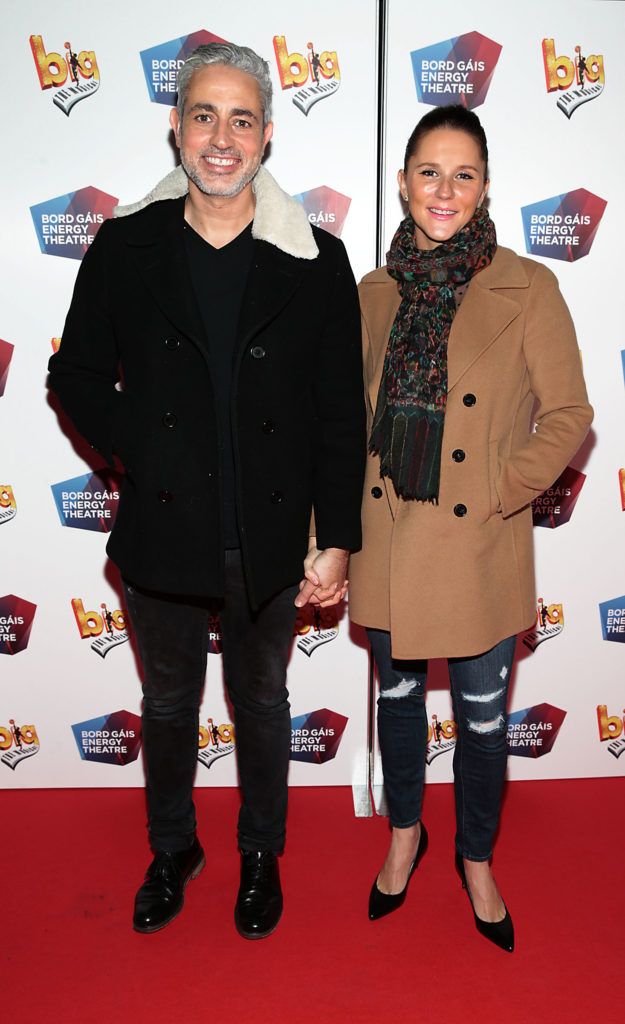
[
  {"xmin": 234, "ymin": 914, "xmax": 282, "ymax": 940},
  {"xmin": 133, "ymin": 854, "xmax": 206, "ymax": 934}
]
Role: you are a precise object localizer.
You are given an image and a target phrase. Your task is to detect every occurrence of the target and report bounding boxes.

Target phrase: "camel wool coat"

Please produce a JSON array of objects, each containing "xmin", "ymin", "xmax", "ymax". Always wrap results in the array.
[{"xmin": 348, "ymin": 246, "xmax": 593, "ymax": 659}]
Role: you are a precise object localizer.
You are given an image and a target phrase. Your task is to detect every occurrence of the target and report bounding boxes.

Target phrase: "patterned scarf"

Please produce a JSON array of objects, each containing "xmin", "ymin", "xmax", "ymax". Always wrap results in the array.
[{"xmin": 369, "ymin": 205, "xmax": 497, "ymax": 501}]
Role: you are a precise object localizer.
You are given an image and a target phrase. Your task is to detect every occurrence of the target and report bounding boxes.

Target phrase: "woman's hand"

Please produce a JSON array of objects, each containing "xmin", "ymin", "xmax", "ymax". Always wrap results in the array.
[{"xmin": 295, "ymin": 539, "xmax": 349, "ymax": 608}]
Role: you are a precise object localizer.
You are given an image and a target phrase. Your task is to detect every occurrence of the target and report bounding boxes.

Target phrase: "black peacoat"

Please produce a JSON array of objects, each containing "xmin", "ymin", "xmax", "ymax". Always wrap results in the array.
[{"xmin": 48, "ymin": 195, "xmax": 366, "ymax": 607}]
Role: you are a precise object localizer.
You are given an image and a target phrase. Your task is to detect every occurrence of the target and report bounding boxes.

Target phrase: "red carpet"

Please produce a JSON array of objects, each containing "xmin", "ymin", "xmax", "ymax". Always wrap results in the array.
[{"xmin": 2, "ymin": 779, "xmax": 622, "ymax": 1023}]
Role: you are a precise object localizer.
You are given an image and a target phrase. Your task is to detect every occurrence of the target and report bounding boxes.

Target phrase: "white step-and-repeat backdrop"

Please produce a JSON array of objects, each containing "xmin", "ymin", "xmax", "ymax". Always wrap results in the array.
[{"xmin": 1, "ymin": 0, "xmax": 623, "ymax": 802}]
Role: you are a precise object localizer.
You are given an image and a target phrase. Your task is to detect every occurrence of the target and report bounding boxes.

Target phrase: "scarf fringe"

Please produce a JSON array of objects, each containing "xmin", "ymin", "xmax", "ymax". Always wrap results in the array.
[{"xmin": 370, "ymin": 405, "xmax": 444, "ymax": 501}]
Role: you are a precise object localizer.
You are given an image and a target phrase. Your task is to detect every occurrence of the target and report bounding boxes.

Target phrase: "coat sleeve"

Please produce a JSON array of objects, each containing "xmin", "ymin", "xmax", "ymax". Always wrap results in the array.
[
  {"xmin": 47, "ymin": 219, "xmax": 134, "ymax": 467},
  {"xmin": 310, "ymin": 238, "xmax": 367, "ymax": 552},
  {"xmin": 497, "ymin": 263, "xmax": 593, "ymax": 518}
]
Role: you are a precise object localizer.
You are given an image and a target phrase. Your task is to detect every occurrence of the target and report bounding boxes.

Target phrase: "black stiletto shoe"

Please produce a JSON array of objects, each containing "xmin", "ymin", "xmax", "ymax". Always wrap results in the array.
[
  {"xmin": 368, "ymin": 822, "xmax": 429, "ymax": 921},
  {"xmin": 455, "ymin": 853, "xmax": 514, "ymax": 952}
]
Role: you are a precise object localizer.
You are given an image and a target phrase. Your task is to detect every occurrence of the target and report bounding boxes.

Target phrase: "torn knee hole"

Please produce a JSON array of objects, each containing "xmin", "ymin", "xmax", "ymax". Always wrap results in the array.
[
  {"xmin": 380, "ymin": 677, "xmax": 419, "ymax": 699},
  {"xmin": 467, "ymin": 713, "xmax": 506, "ymax": 735}
]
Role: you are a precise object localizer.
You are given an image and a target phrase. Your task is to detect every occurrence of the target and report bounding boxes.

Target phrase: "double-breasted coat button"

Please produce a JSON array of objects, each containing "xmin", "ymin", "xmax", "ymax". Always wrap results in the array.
[
  {"xmin": 262, "ymin": 420, "xmax": 276, "ymax": 434},
  {"xmin": 453, "ymin": 503, "xmax": 468, "ymax": 517},
  {"xmin": 158, "ymin": 490, "xmax": 174, "ymax": 503},
  {"xmin": 165, "ymin": 337, "xmax": 180, "ymax": 350},
  {"xmin": 251, "ymin": 345, "xmax": 266, "ymax": 359},
  {"xmin": 162, "ymin": 412, "xmax": 177, "ymax": 428},
  {"xmin": 371, "ymin": 486, "xmax": 383, "ymax": 499},
  {"xmin": 463, "ymin": 393, "xmax": 476, "ymax": 407},
  {"xmin": 270, "ymin": 490, "xmax": 285, "ymax": 504},
  {"xmin": 452, "ymin": 449, "xmax": 466, "ymax": 463}
]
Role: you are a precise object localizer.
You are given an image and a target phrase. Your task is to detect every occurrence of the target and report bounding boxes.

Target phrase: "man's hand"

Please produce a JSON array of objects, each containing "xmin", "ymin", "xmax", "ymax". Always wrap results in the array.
[{"xmin": 295, "ymin": 541, "xmax": 349, "ymax": 608}]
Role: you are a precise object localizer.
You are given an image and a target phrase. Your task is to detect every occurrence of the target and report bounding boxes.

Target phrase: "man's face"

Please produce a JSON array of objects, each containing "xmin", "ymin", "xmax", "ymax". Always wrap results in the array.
[{"xmin": 170, "ymin": 64, "xmax": 272, "ymax": 199}]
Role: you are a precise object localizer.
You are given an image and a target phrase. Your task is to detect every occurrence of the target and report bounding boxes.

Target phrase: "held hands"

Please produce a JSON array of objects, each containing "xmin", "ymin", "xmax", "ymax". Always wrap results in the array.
[{"xmin": 294, "ymin": 539, "xmax": 349, "ymax": 609}]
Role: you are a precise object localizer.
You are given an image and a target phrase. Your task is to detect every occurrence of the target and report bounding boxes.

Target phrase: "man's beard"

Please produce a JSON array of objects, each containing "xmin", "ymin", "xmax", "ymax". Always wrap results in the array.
[{"xmin": 180, "ymin": 146, "xmax": 262, "ymax": 199}]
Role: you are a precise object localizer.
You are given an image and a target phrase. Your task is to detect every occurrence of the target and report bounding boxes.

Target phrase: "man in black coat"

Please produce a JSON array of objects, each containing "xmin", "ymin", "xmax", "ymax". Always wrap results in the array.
[{"xmin": 48, "ymin": 42, "xmax": 365, "ymax": 939}]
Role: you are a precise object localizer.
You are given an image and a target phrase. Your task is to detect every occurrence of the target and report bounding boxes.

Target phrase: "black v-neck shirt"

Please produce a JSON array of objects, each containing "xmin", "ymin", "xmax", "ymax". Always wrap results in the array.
[{"xmin": 183, "ymin": 218, "xmax": 254, "ymax": 549}]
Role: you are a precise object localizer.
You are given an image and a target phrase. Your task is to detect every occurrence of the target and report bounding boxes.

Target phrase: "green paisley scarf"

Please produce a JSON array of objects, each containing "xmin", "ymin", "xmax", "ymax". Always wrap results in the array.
[{"xmin": 369, "ymin": 205, "xmax": 497, "ymax": 501}]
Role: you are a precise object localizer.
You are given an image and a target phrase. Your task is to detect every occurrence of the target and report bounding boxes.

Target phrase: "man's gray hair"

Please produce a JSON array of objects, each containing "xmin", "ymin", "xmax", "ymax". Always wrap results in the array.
[{"xmin": 176, "ymin": 42, "xmax": 273, "ymax": 125}]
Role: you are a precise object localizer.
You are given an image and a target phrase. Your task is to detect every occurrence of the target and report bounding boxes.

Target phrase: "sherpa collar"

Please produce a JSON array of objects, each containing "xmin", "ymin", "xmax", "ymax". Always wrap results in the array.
[{"xmin": 114, "ymin": 164, "xmax": 318, "ymax": 260}]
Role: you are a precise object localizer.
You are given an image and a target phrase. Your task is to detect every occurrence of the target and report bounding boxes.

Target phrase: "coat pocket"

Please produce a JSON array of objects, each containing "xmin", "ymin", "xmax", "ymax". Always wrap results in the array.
[{"xmin": 488, "ymin": 440, "xmax": 503, "ymax": 517}]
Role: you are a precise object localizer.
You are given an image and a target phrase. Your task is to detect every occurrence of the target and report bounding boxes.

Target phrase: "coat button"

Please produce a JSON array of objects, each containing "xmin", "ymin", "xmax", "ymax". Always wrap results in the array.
[
  {"xmin": 158, "ymin": 490, "xmax": 174, "ymax": 503},
  {"xmin": 453, "ymin": 503, "xmax": 467, "ymax": 517},
  {"xmin": 371, "ymin": 486, "xmax": 383, "ymax": 499},
  {"xmin": 165, "ymin": 337, "xmax": 180, "ymax": 350},
  {"xmin": 251, "ymin": 345, "xmax": 266, "ymax": 359},
  {"xmin": 162, "ymin": 412, "xmax": 177, "ymax": 428},
  {"xmin": 262, "ymin": 420, "xmax": 276, "ymax": 434},
  {"xmin": 463, "ymin": 393, "xmax": 476, "ymax": 407},
  {"xmin": 452, "ymin": 449, "xmax": 465, "ymax": 463},
  {"xmin": 270, "ymin": 490, "xmax": 284, "ymax": 504}
]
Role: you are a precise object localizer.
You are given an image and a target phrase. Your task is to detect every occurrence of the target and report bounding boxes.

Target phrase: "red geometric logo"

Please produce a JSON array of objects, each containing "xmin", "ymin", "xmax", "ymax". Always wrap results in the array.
[
  {"xmin": 532, "ymin": 465, "xmax": 586, "ymax": 527},
  {"xmin": 292, "ymin": 186, "xmax": 351, "ymax": 238},
  {"xmin": 290, "ymin": 708, "xmax": 348, "ymax": 763},
  {"xmin": 30, "ymin": 186, "xmax": 118, "ymax": 261},
  {"xmin": 0, "ymin": 339, "xmax": 14, "ymax": 397},
  {"xmin": 0, "ymin": 595, "xmax": 37, "ymax": 656},
  {"xmin": 411, "ymin": 31, "xmax": 502, "ymax": 110},
  {"xmin": 522, "ymin": 189, "xmax": 606, "ymax": 263},
  {"xmin": 507, "ymin": 703, "xmax": 567, "ymax": 758}
]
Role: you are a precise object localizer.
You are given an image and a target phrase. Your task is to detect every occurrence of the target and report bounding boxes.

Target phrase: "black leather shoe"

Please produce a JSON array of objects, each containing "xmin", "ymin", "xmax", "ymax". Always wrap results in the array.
[
  {"xmin": 455, "ymin": 852, "xmax": 514, "ymax": 952},
  {"xmin": 369, "ymin": 822, "xmax": 429, "ymax": 921},
  {"xmin": 234, "ymin": 851, "xmax": 283, "ymax": 939},
  {"xmin": 133, "ymin": 838, "xmax": 205, "ymax": 933}
]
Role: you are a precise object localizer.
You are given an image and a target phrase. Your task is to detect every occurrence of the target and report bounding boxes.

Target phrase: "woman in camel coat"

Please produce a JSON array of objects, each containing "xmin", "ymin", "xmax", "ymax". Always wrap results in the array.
[{"xmin": 348, "ymin": 104, "xmax": 592, "ymax": 951}]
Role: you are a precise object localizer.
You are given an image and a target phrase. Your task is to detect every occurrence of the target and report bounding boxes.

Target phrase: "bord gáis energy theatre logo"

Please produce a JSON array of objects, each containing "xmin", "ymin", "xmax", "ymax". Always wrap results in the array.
[
  {"xmin": 0, "ymin": 595, "xmax": 37, "ymax": 656},
  {"xmin": 292, "ymin": 186, "xmax": 351, "ymax": 239},
  {"xmin": 51, "ymin": 470, "xmax": 120, "ymax": 532},
  {"xmin": 31, "ymin": 187, "xmax": 117, "ymax": 261},
  {"xmin": 0, "ymin": 339, "xmax": 14, "ymax": 397},
  {"xmin": 273, "ymin": 34, "xmax": 341, "ymax": 116},
  {"xmin": 598, "ymin": 597, "xmax": 625, "ymax": 645},
  {"xmin": 507, "ymin": 704, "xmax": 566, "ymax": 759},
  {"xmin": 532, "ymin": 466, "xmax": 586, "ymax": 527},
  {"xmin": 29, "ymin": 34, "xmax": 100, "ymax": 116},
  {"xmin": 410, "ymin": 31, "xmax": 502, "ymax": 109},
  {"xmin": 522, "ymin": 190, "xmax": 606, "ymax": 263},
  {"xmin": 140, "ymin": 30, "xmax": 227, "ymax": 105},
  {"xmin": 290, "ymin": 709, "xmax": 348, "ymax": 764},
  {"xmin": 72, "ymin": 710, "xmax": 142, "ymax": 765},
  {"xmin": 542, "ymin": 37, "xmax": 604, "ymax": 119}
]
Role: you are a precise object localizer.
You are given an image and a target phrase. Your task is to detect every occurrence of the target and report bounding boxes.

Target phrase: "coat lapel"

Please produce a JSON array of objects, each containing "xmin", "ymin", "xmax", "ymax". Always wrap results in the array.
[
  {"xmin": 125, "ymin": 198, "xmax": 206, "ymax": 350},
  {"xmin": 447, "ymin": 285, "xmax": 521, "ymax": 391},
  {"xmin": 363, "ymin": 247, "xmax": 530, "ymax": 404},
  {"xmin": 236, "ymin": 239, "xmax": 309, "ymax": 354}
]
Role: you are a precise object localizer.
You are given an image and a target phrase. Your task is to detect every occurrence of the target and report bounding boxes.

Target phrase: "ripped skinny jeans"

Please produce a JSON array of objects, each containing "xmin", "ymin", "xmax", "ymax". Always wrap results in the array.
[{"xmin": 367, "ymin": 629, "xmax": 516, "ymax": 861}]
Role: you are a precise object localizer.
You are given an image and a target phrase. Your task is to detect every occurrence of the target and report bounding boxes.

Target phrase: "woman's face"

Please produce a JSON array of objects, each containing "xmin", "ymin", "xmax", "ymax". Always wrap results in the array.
[{"xmin": 398, "ymin": 128, "xmax": 489, "ymax": 250}]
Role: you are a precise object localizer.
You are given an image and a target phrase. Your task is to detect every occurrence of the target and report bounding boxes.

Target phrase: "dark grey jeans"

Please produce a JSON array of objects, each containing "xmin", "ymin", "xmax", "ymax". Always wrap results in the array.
[
  {"xmin": 367, "ymin": 628, "xmax": 516, "ymax": 861},
  {"xmin": 123, "ymin": 550, "xmax": 298, "ymax": 854}
]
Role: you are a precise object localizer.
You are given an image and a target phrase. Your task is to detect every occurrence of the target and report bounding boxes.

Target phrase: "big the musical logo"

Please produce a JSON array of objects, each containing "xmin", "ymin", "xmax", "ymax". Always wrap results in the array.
[{"xmin": 29, "ymin": 35, "xmax": 100, "ymax": 116}]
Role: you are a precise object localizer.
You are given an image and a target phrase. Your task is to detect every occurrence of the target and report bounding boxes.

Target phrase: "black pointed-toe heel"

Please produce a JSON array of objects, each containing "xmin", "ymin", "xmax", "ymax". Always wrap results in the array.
[
  {"xmin": 368, "ymin": 822, "xmax": 429, "ymax": 921},
  {"xmin": 455, "ymin": 852, "xmax": 514, "ymax": 952}
]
